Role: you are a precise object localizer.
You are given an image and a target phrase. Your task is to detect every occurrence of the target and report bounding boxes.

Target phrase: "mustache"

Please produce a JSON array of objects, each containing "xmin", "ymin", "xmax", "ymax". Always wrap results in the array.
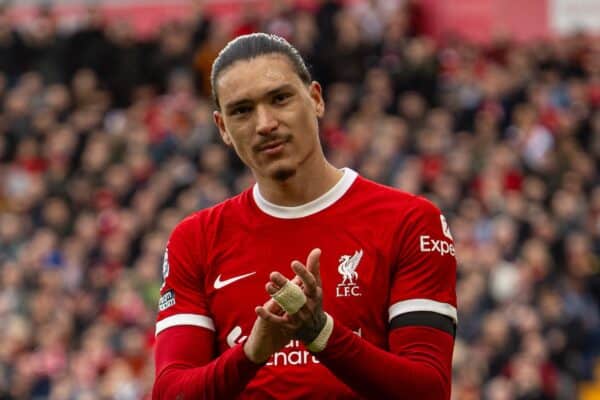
[{"xmin": 253, "ymin": 135, "xmax": 291, "ymax": 152}]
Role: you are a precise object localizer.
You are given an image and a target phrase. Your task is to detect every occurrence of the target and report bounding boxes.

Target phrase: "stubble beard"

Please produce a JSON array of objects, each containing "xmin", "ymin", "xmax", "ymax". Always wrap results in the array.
[
  {"xmin": 272, "ymin": 166, "xmax": 296, "ymax": 181},
  {"xmin": 270, "ymin": 142, "xmax": 318, "ymax": 181}
]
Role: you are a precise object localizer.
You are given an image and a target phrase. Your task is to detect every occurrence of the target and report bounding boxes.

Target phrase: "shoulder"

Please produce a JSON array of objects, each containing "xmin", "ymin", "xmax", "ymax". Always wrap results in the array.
[
  {"xmin": 165, "ymin": 191, "xmax": 252, "ymax": 277},
  {"xmin": 169, "ymin": 189, "xmax": 252, "ymax": 245},
  {"xmin": 351, "ymin": 176, "xmax": 449, "ymax": 240},
  {"xmin": 173, "ymin": 190, "xmax": 251, "ymax": 231},
  {"xmin": 352, "ymin": 175, "xmax": 437, "ymax": 214},
  {"xmin": 406, "ymin": 194, "xmax": 444, "ymax": 220}
]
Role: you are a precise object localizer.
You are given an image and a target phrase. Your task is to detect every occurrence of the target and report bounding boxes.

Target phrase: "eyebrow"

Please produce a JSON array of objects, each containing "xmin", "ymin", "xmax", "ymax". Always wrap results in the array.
[{"xmin": 223, "ymin": 84, "xmax": 296, "ymax": 113}]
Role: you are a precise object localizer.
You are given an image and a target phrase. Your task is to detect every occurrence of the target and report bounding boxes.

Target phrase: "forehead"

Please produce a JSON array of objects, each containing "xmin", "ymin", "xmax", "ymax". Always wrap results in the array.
[{"xmin": 216, "ymin": 55, "xmax": 304, "ymax": 106}]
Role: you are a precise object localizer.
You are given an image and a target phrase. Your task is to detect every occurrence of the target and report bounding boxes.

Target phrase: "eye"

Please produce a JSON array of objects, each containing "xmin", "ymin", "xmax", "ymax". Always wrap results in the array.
[
  {"xmin": 273, "ymin": 92, "xmax": 292, "ymax": 104},
  {"xmin": 231, "ymin": 105, "xmax": 252, "ymax": 116}
]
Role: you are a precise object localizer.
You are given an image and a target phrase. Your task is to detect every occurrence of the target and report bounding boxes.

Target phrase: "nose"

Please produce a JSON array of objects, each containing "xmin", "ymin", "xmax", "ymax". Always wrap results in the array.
[{"xmin": 255, "ymin": 105, "xmax": 278, "ymax": 136}]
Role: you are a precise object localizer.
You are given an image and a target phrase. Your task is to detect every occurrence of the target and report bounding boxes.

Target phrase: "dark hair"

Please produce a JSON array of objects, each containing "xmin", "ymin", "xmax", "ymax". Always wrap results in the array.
[{"xmin": 211, "ymin": 33, "xmax": 312, "ymax": 110}]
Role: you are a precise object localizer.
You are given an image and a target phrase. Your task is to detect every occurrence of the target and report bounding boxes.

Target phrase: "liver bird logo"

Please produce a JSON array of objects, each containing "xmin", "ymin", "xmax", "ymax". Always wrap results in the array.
[{"xmin": 338, "ymin": 249, "xmax": 363, "ymax": 286}]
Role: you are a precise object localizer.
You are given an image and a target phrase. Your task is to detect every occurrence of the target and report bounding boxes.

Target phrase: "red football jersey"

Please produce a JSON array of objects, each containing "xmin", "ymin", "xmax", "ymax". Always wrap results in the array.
[{"xmin": 156, "ymin": 168, "xmax": 457, "ymax": 399}]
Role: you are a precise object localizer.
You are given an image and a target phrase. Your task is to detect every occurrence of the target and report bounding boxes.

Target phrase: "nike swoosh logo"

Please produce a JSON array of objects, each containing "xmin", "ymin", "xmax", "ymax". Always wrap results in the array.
[{"xmin": 214, "ymin": 272, "xmax": 256, "ymax": 289}]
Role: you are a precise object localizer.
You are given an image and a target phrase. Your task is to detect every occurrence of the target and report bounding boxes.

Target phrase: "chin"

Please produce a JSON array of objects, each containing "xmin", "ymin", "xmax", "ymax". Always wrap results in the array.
[
  {"xmin": 271, "ymin": 167, "xmax": 296, "ymax": 181},
  {"xmin": 257, "ymin": 156, "xmax": 301, "ymax": 181}
]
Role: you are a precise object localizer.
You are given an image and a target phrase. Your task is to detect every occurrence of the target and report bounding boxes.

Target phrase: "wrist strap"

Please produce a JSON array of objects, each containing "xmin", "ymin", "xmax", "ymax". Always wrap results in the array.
[{"xmin": 306, "ymin": 313, "xmax": 334, "ymax": 353}]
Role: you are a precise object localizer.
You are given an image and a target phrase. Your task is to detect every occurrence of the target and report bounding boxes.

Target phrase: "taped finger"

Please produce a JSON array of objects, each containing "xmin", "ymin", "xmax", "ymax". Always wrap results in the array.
[{"xmin": 271, "ymin": 279, "xmax": 307, "ymax": 315}]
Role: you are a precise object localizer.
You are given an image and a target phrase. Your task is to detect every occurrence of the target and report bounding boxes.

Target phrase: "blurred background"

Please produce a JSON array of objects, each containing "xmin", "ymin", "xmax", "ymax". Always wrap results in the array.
[{"xmin": 0, "ymin": 0, "xmax": 599, "ymax": 399}]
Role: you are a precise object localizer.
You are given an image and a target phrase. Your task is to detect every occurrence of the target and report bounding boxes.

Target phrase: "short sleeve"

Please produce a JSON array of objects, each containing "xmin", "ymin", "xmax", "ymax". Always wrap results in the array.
[
  {"xmin": 155, "ymin": 214, "xmax": 214, "ymax": 335},
  {"xmin": 388, "ymin": 197, "xmax": 457, "ymax": 324}
]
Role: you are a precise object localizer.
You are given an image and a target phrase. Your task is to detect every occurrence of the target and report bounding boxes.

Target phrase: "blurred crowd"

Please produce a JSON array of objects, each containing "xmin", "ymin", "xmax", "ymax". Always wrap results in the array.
[{"xmin": 0, "ymin": 0, "xmax": 599, "ymax": 399}]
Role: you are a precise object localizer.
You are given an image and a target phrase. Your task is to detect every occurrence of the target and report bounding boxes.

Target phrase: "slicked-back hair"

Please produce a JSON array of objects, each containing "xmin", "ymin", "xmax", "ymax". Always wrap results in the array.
[{"xmin": 211, "ymin": 33, "xmax": 312, "ymax": 111}]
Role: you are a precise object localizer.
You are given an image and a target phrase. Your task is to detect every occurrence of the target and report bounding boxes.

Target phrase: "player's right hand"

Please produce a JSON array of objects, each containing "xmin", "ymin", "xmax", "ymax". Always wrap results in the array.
[
  {"xmin": 243, "ymin": 277, "xmax": 301, "ymax": 364},
  {"xmin": 257, "ymin": 248, "xmax": 327, "ymax": 343}
]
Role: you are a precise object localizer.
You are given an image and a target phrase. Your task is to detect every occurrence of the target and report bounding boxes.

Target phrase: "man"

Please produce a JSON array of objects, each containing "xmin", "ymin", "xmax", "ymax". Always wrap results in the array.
[{"xmin": 153, "ymin": 33, "xmax": 457, "ymax": 399}]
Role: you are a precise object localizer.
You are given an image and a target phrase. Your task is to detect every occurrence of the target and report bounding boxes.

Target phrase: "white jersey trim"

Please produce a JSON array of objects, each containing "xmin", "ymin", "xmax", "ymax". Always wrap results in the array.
[
  {"xmin": 253, "ymin": 168, "xmax": 358, "ymax": 219},
  {"xmin": 388, "ymin": 299, "xmax": 458, "ymax": 323},
  {"xmin": 155, "ymin": 314, "xmax": 215, "ymax": 335}
]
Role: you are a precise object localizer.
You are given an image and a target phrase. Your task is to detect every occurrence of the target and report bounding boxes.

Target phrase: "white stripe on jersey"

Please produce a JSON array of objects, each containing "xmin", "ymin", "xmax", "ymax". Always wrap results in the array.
[
  {"xmin": 155, "ymin": 314, "xmax": 215, "ymax": 335},
  {"xmin": 388, "ymin": 299, "xmax": 458, "ymax": 323}
]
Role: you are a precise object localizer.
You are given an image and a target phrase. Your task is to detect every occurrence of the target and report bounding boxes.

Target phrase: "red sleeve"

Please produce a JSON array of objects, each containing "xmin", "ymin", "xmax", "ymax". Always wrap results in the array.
[
  {"xmin": 153, "ymin": 325, "xmax": 262, "ymax": 399},
  {"xmin": 153, "ymin": 215, "xmax": 262, "ymax": 398},
  {"xmin": 389, "ymin": 196, "xmax": 457, "ymax": 322},
  {"xmin": 156, "ymin": 214, "xmax": 211, "ymax": 334},
  {"xmin": 315, "ymin": 322, "xmax": 454, "ymax": 399}
]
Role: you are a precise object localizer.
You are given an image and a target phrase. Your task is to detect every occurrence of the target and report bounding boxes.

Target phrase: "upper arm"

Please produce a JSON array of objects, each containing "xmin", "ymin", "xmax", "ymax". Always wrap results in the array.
[
  {"xmin": 385, "ymin": 199, "xmax": 457, "ymax": 396},
  {"xmin": 152, "ymin": 220, "xmax": 262, "ymax": 400},
  {"xmin": 388, "ymin": 197, "xmax": 457, "ymax": 334},
  {"xmin": 156, "ymin": 214, "xmax": 215, "ymax": 337}
]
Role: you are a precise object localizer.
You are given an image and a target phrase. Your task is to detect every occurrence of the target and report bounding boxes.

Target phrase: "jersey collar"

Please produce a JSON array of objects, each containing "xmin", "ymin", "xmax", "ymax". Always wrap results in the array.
[{"xmin": 252, "ymin": 168, "xmax": 358, "ymax": 219}]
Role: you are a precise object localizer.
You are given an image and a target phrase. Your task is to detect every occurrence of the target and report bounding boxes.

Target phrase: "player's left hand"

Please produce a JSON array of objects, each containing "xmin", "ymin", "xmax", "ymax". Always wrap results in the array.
[{"xmin": 256, "ymin": 248, "xmax": 328, "ymax": 344}]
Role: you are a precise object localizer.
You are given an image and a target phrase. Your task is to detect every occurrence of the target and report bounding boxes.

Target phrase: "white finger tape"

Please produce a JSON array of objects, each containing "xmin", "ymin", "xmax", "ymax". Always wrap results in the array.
[
  {"xmin": 271, "ymin": 280, "xmax": 306, "ymax": 315},
  {"xmin": 307, "ymin": 312, "xmax": 334, "ymax": 353}
]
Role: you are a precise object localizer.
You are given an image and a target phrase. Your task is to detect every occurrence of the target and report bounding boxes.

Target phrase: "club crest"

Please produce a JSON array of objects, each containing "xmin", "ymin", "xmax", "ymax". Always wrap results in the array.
[{"xmin": 336, "ymin": 249, "xmax": 363, "ymax": 297}]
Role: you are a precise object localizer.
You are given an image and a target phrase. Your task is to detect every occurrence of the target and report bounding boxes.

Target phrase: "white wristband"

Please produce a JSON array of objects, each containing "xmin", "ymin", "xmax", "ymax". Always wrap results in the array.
[
  {"xmin": 271, "ymin": 280, "xmax": 306, "ymax": 315},
  {"xmin": 306, "ymin": 313, "xmax": 334, "ymax": 353}
]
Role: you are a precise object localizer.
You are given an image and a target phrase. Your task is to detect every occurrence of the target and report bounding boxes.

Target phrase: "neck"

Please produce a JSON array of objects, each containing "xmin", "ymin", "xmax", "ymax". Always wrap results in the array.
[{"xmin": 255, "ymin": 158, "xmax": 343, "ymax": 207}]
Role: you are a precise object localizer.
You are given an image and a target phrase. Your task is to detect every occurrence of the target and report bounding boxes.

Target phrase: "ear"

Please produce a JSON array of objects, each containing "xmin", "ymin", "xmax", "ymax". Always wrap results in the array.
[
  {"xmin": 309, "ymin": 81, "xmax": 325, "ymax": 118},
  {"xmin": 213, "ymin": 110, "xmax": 232, "ymax": 146}
]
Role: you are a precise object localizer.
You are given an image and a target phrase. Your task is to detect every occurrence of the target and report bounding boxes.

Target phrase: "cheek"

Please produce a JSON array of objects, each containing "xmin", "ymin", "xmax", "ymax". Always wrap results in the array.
[
  {"xmin": 228, "ymin": 133, "xmax": 255, "ymax": 162},
  {"xmin": 296, "ymin": 113, "xmax": 319, "ymax": 145},
  {"xmin": 224, "ymin": 123, "xmax": 250, "ymax": 149}
]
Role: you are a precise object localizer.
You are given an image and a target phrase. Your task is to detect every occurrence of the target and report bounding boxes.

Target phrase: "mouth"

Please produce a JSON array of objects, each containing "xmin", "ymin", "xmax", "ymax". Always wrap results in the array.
[{"xmin": 256, "ymin": 139, "xmax": 288, "ymax": 154}]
